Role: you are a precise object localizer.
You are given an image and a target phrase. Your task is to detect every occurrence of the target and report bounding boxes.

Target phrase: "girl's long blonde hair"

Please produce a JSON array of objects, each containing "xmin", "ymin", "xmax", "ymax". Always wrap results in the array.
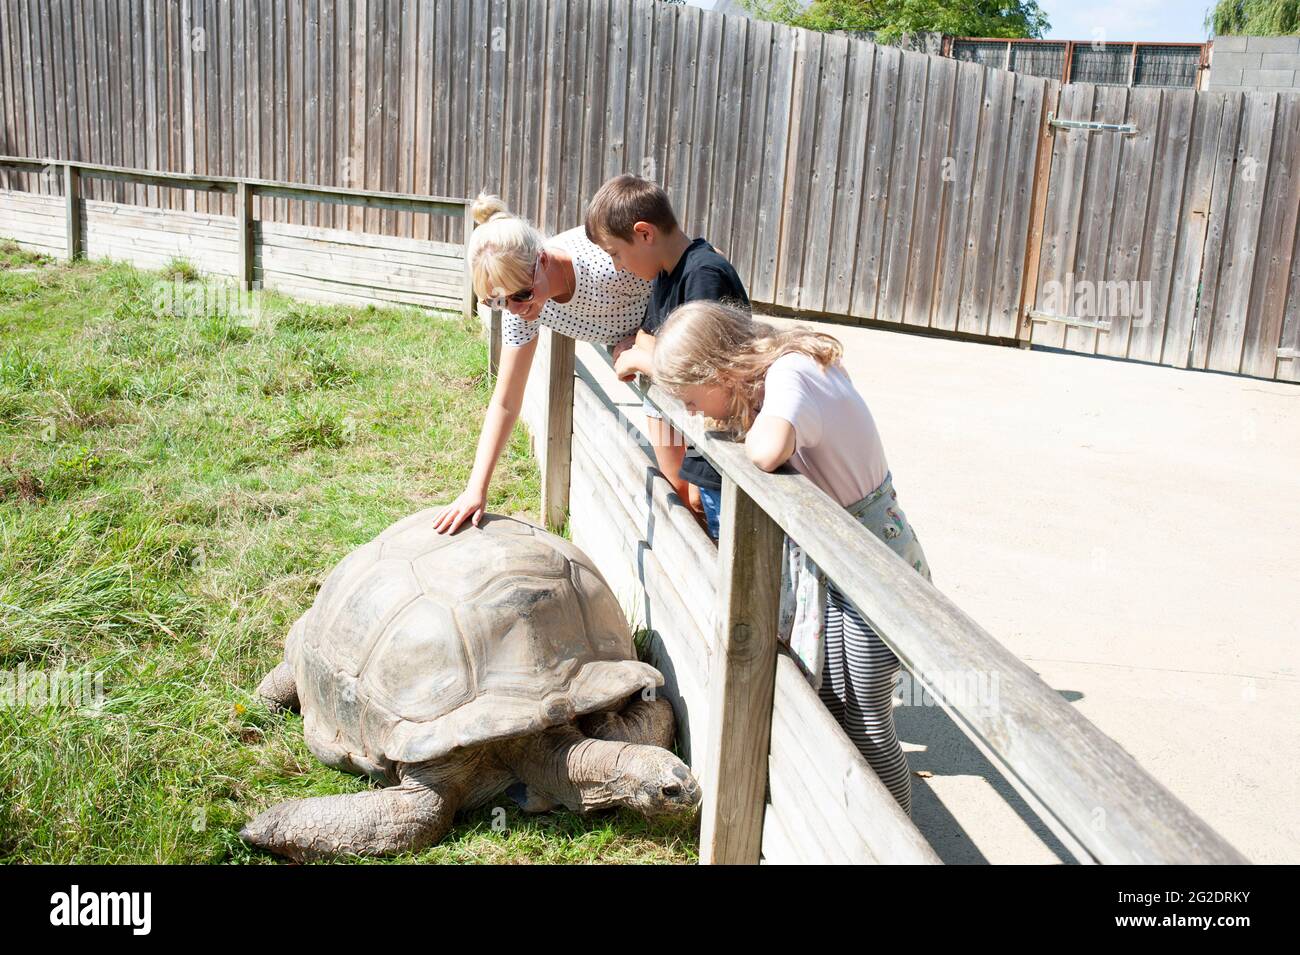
[
  {"xmin": 651, "ymin": 300, "xmax": 843, "ymax": 435},
  {"xmin": 465, "ymin": 191, "xmax": 545, "ymax": 301}
]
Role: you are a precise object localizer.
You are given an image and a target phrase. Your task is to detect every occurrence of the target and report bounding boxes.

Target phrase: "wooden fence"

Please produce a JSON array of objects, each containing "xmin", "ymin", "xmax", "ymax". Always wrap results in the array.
[
  {"xmin": 0, "ymin": 155, "xmax": 473, "ymax": 312},
  {"xmin": 1028, "ymin": 86, "xmax": 1300, "ymax": 381},
  {"xmin": 0, "ymin": 0, "xmax": 1051, "ymax": 339},
  {"xmin": 0, "ymin": 0, "xmax": 1298, "ymax": 380}
]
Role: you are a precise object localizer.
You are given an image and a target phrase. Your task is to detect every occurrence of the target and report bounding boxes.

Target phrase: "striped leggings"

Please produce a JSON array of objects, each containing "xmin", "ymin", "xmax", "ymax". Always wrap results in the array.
[{"xmin": 818, "ymin": 581, "xmax": 913, "ymax": 818}]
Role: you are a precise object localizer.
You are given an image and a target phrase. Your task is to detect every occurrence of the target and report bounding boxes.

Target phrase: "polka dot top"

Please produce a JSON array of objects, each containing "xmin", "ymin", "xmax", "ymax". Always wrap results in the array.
[{"xmin": 500, "ymin": 226, "xmax": 652, "ymax": 348}]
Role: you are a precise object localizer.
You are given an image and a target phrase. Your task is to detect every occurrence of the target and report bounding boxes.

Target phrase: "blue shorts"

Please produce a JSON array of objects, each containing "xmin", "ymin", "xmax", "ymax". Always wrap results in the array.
[{"xmin": 698, "ymin": 485, "xmax": 722, "ymax": 542}]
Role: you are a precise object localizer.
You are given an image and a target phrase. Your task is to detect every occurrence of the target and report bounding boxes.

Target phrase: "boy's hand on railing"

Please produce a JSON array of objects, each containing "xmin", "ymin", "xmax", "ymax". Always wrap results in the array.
[
  {"xmin": 614, "ymin": 346, "xmax": 651, "ymax": 383},
  {"xmin": 432, "ymin": 487, "xmax": 487, "ymax": 535},
  {"xmin": 612, "ymin": 332, "xmax": 637, "ymax": 362}
]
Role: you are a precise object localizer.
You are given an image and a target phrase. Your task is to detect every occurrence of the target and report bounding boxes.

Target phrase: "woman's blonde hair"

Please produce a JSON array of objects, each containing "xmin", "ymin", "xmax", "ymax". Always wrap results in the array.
[
  {"xmin": 465, "ymin": 191, "xmax": 545, "ymax": 301},
  {"xmin": 652, "ymin": 300, "xmax": 843, "ymax": 435}
]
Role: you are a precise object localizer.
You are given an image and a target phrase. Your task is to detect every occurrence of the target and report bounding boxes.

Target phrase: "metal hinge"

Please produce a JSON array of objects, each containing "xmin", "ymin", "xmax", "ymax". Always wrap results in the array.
[
  {"xmin": 1026, "ymin": 309, "xmax": 1112, "ymax": 331},
  {"xmin": 1046, "ymin": 113, "xmax": 1138, "ymax": 135}
]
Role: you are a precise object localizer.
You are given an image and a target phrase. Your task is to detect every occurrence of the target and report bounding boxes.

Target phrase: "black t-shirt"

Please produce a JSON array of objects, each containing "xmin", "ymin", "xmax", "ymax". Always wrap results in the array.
[
  {"xmin": 641, "ymin": 237, "xmax": 751, "ymax": 335},
  {"xmin": 643, "ymin": 238, "xmax": 750, "ymax": 491}
]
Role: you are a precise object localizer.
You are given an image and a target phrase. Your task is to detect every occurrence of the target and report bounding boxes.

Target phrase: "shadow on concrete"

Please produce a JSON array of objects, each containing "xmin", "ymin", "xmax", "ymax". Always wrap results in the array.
[{"xmin": 897, "ymin": 671, "xmax": 1082, "ymax": 864}]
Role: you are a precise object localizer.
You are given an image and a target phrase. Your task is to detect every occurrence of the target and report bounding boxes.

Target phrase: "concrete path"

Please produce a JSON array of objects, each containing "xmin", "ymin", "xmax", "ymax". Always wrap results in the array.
[{"xmin": 764, "ymin": 316, "xmax": 1300, "ymax": 864}]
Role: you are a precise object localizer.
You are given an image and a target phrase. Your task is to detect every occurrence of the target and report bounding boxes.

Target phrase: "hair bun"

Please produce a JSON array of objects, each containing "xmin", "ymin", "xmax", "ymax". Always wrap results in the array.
[{"xmin": 471, "ymin": 191, "xmax": 510, "ymax": 226}]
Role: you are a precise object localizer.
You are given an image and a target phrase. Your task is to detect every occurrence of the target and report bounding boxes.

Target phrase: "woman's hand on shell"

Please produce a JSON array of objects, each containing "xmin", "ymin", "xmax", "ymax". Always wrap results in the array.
[{"xmin": 432, "ymin": 488, "xmax": 487, "ymax": 535}]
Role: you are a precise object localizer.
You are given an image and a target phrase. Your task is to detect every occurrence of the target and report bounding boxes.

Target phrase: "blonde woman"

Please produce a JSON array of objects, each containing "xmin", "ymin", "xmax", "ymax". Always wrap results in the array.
[
  {"xmin": 432, "ymin": 193, "xmax": 651, "ymax": 535},
  {"xmin": 650, "ymin": 300, "xmax": 932, "ymax": 817}
]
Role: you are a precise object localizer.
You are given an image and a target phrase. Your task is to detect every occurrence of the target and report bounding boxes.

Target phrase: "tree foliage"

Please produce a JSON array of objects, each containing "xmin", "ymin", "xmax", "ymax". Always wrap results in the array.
[
  {"xmin": 739, "ymin": 0, "xmax": 1051, "ymax": 43},
  {"xmin": 1207, "ymin": 0, "xmax": 1300, "ymax": 35}
]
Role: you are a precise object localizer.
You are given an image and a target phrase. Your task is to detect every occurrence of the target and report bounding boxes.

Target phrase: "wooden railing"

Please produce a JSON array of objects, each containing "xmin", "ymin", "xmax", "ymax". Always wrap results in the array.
[
  {"xmin": 518, "ymin": 318, "xmax": 1251, "ymax": 865},
  {"xmin": 0, "ymin": 156, "xmax": 475, "ymax": 319}
]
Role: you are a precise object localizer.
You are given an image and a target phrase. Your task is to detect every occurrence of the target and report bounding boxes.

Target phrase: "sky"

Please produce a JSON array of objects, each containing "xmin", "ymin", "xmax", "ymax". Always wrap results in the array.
[
  {"xmin": 1041, "ymin": 0, "xmax": 1215, "ymax": 43},
  {"xmin": 687, "ymin": 0, "xmax": 1218, "ymax": 44}
]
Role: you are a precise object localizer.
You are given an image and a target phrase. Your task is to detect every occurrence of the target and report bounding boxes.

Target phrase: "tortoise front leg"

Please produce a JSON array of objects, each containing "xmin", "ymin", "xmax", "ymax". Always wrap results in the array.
[
  {"xmin": 501, "ymin": 725, "xmax": 698, "ymax": 818},
  {"xmin": 504, "ymin": 781, "xmax": 562, "ymax": 814},
  {"xmin": 579, "ymin": 693, "xmax": 676, "ymax": 750},
  {"xmin": 508, "ymin": 697, "xmax": 678, "ymax": 814}
]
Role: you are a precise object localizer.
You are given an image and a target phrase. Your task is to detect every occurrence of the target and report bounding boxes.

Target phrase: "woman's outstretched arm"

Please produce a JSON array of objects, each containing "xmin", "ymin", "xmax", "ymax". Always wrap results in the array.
[{"xmin": 432, "ymin": 333, "xmax": 540, "ymax": 534}]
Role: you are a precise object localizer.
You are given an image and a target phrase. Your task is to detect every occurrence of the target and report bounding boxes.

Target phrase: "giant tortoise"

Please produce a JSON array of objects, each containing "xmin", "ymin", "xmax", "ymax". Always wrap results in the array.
[{"xmin": 240, "ymin": 509, "xmax": 699, "ymax": 861}]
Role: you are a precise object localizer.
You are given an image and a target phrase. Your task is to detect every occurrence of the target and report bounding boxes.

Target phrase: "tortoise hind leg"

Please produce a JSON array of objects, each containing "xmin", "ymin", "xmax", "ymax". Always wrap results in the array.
[
  {"xmin": 256, "ymin": 613, "xmax": 308, "ymax": 713},
  {"xmin": 240, "ymin": 762, "xmax": 466, "ymax": 862},
  {"xmin": 254, "ymin": 661, "xmax": 299, "ymax": 713},
  {"xmin": 240, "ymin": 782, "xmax": 453, "ymax": 862}
]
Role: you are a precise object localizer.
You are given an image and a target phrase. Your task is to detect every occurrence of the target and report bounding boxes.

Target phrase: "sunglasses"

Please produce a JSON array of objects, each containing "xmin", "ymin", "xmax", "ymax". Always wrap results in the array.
[{"xmin": 484, "ymin": 258, "xmax": 540, "ymax": 310}]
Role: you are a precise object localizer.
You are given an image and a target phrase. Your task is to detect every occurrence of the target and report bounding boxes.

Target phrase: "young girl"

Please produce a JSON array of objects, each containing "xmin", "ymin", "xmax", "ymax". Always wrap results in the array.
[{"xmin": 650, "ymin": 300, "xmax": 931, "ymax": 818}]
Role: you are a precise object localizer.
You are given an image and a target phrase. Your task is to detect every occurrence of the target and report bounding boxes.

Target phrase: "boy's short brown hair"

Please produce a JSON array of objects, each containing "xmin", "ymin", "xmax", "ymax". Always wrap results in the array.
[{"xmin": 584, "ymin": 174, "xmax": 680, "ymax": 244}]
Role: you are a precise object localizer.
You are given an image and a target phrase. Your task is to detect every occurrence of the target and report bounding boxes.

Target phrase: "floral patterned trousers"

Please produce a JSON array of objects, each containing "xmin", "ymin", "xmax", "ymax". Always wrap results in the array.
[{"xmin": 777, "ymin": 470, "xmax": 931, "ymax": 816}]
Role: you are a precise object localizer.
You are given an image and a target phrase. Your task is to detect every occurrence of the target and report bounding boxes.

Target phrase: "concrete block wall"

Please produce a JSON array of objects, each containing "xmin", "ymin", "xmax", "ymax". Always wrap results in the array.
[{"xmin": 1209, "ymin": 35, "xmax": 1300, "ymax": 92}]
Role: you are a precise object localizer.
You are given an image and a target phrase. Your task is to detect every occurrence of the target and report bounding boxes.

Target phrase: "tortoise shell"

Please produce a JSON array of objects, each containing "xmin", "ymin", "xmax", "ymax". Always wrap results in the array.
[{"xmin": 286, "ymin": 510, "xmax": 660, "ymax": 772}]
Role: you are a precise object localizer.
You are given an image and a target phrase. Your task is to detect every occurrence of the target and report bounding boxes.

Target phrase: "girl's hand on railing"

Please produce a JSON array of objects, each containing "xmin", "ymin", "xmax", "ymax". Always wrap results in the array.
[
  {"xmin": 432, "ymin": 487, "xmax": 487, "ymax": 535},
  {"xmin": 745, "ymin": 416, "xmax": 796, "ymax": 472}
]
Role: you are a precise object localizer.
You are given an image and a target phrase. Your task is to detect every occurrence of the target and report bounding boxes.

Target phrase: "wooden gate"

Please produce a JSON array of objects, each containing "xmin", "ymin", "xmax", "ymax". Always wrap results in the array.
[{"xmin": 1027, "ymin": 84, "xmax": 1300, "ymax": 382}]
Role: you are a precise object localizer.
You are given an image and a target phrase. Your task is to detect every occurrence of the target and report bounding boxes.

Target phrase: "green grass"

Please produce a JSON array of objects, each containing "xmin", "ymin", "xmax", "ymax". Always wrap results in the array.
[
  {"xmin": 159, "ymin": 255, "xmax": 201, "ymax": 283},
  {"xmin": 0, "ymin": 253, "xmax": 698, "ymax": 864},
  {"xmin": 0, "ymin": 239, "xmax": 51, "ymax": 271}
]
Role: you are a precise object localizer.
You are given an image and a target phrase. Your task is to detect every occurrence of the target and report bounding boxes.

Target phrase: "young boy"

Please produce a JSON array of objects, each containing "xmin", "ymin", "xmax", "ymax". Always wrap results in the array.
[{"xmin": 584, "ymin": 174, "xmax": 750, "ymax": 541}]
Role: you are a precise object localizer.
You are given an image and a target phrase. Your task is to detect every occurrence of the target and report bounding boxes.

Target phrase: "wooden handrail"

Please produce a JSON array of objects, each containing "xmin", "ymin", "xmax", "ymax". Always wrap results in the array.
[
  {"xmin": 0, "ymin": 155, "xmax": 476, "ymax": 320},
  {"xmin": 0, "ymin": 155, "xmax": 470, "ymax": 211},
  {"xmin": 580, "ymin": 345, "xmax": 1248, "ymax": 865}
]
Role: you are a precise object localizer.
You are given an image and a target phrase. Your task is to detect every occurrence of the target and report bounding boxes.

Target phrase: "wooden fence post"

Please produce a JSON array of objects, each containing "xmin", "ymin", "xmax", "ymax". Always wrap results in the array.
[
  {"xmin": 462, "ymin": 203, "xmax": 476, "ymax": 321},
  {"xmin": 540, "ymin": 330, "xmax": 575, "ymax": 531},
  {"xmin": 63, "ymin": 164, "xmax": 81, "ymax": 261},
  {"xmin": 237, "ymin": 180, "xmax": 254, "ymax": 290},
  {"xmin": 489, "ymin": 306, "xmax": 502, "ymax": 378},
  {"xmin": 700, "ymin": 475, "xmax": 784, "ymax": 865},
  {"xmin": 1016, "ymin": 80, "xmax": 1060, "ymax": 346}
]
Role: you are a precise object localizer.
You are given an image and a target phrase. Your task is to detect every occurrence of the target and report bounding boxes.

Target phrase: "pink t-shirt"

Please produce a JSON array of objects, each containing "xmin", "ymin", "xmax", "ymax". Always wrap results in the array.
[{"xmin": 754, "ymin": 352, "xmax": 889, "ymax": 507}]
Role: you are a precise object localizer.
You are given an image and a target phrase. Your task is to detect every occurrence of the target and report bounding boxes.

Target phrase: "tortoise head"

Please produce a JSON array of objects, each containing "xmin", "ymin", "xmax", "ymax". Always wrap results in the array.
[{"xmin": 616, "ymin": 744, "xmax": 702, "ymax": 817}]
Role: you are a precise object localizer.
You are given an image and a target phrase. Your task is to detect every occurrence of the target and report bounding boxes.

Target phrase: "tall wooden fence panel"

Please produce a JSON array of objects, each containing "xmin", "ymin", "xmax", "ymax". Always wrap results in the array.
[
  {"xmin": 1028, "ymin": 84, "xmax": 1300, "ymax": 382},
  {"xmin": 0, "ymin": 0, "xmax": 1050, "ymax": 337},
  {"xmin": 772, "ymin": 39, "xmax": 1053, "ymax": 338},
  {"xmin": 2, "ymin": 0, "xmax": 1298, "ymax": 380}
]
